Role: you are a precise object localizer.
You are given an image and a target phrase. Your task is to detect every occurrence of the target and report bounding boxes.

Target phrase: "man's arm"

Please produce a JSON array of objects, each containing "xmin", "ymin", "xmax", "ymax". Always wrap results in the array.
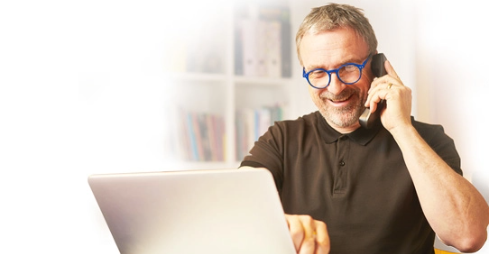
[
  {"xmin": 366, "ymin": 60, "xmax": 489, "ymax": 252},
  {"xmin": 391, "ymin": 125, "xmax": 488, "ymax": 252}
]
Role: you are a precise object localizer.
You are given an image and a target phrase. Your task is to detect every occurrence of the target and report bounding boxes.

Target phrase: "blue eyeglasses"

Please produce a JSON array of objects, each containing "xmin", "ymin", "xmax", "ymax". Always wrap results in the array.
[{"xmin": 303, "ymin": 55, "xmax": 371, "ymax": 89}]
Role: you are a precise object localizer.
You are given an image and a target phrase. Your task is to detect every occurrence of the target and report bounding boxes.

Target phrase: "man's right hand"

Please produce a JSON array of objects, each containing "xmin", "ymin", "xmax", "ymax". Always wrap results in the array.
[{"xmin": 284, "ymin": 214, "xmax": 330, "ymax": 254}]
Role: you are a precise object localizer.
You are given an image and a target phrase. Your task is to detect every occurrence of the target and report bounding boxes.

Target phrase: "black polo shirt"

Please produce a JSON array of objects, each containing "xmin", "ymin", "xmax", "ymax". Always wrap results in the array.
[{"xmin": 240, "ymin": 111, "xmax": 462, "ymax": 254}]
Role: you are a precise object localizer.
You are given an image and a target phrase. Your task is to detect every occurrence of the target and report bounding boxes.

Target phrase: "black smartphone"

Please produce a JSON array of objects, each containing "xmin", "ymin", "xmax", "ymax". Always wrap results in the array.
[{"xmin": 359, "ymin": 53, "xmax": 387, "ymax": 129}]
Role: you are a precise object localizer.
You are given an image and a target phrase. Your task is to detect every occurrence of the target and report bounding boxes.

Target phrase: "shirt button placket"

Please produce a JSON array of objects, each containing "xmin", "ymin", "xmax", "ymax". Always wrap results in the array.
[{"xmin": 333, "ymin": 135, "xmax": 349, "ymax": 196}]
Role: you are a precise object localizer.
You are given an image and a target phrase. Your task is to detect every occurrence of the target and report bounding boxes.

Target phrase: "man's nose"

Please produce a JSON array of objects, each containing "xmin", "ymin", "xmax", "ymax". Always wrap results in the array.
[{"xmin": 327, "ymin": 73, "xmax": 346, "ymax": 95}]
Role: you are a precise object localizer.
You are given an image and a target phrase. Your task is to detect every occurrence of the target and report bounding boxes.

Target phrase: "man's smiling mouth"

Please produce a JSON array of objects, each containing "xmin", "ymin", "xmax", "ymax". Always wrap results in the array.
[{"xmin": 328, "ymin": 95, "xmax": 351, "ymax": 103}]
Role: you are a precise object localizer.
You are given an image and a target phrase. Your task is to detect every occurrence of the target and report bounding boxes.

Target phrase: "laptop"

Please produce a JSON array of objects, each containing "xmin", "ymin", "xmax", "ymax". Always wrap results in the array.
[{"xmin": 88, "ymin": 168, "xmax": 296, "ymax": 254}]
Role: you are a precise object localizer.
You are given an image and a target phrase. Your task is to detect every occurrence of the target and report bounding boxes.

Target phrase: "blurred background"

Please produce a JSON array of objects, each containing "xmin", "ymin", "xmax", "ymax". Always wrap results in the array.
[{"xmin": 0, "ymin": 0, "xmax": 487, "ymax": 253}]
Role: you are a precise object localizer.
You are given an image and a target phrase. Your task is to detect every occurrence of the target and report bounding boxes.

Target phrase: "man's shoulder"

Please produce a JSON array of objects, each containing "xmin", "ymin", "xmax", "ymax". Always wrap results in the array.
[
  {"xmin": 411, "ymin": 117, "xmax": 445, "ymax": 132},
  {"xmin": 411, "ymin": 116, "xmax": 450, "ymax": 141}
]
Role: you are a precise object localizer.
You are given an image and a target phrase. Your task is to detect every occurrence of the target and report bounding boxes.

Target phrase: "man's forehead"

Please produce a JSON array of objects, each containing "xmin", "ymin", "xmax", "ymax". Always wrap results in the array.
[{"xmin": 300, "ymin": 28, "xmax": 368, "ymax": 67}]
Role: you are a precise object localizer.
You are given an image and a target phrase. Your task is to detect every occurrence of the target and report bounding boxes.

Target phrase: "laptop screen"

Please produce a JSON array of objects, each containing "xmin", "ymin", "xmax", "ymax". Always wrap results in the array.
[{"xmin": 88, "ymin": 168, "xmax": 296, "ymax": 254}]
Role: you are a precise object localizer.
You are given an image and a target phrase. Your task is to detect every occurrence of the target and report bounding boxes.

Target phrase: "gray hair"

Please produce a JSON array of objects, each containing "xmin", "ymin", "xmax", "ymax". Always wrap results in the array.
[{"xmin": 295, "ymin": 3, "xmax": 378, "ymax": 65}]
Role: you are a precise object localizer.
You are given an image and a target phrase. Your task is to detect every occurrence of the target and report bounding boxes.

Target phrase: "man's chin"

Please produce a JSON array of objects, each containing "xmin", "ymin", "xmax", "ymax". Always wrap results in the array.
[{"xmin": 319, "ymin": 108, "xmax": 362, "ymax": 128}]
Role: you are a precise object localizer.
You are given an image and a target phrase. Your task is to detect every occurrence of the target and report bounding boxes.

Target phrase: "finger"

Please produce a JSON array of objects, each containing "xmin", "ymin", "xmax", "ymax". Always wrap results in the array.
[
  {"xmin": 369, "ymin": 76, "xmax": 398, "ymax": 93},
  {"xmin": 298, "ymin": 216, "xmax": 317, "ymax": 254},
  {"xmin": 384, "ymin": 60, "xmax": 400, "ymax": 80},
  {"xmin": 366, "ymin": 77, "xmax": 390, "ymax": 106},
  {"xmin": 364, "ymin": 88, "xmax": 385, "ymax": 113},
  {"xmin": 285, "ymin": 215, "xmax": 304, "ymax": 252},
  {"xmin": 314, "ymin": 221, "xmax": 330, "ymax": 254},
  {"xmin": 365, "ymin": 79, "xmax": 395, "ymax": 108}
]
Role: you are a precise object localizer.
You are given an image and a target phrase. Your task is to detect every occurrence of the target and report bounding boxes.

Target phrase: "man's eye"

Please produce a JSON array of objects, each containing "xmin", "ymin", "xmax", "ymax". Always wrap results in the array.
[
  {"xmin": 310, "ymin": 70, "xmax": 326, "ymax": 78},
  {"xmin": 342, "ymin": 64, "xmax": 357, "ymax": 72}
]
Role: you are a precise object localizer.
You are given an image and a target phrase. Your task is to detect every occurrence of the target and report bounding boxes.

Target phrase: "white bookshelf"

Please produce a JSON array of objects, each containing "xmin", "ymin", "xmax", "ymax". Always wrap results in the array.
[{"xmin": 161, "ymin": 0, "xmax": 297, "ymax": 170}]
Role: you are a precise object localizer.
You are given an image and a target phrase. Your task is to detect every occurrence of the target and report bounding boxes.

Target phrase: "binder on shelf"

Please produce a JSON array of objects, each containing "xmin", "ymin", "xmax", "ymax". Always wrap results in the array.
[
  {"xmin": 240, "ymin": 18, "xmax": 259, "ymax": 77},
  {"xmin": 233, "ymin": 2, "xmax": 250, "ymax": 77},
  {"xmin": 234, "ymin": 19, "xmax": 244, "ymax": 76},
  {"xmin": 234, "ymin": 3, "xmax": 292, "ymax": 78},
  {"xmin": 280, "ymin": 19, "xmax": 292, "ymax": 78},
  {"xmin": 262, "ymin": 4, "xmax": 292, "ymax": 78},
  {"xmin": 265, "ymin": 20, "xmax": 282, "ymax": 78},
  {"xmin": 255, "ymin": 19, "xmax": 268, "ymax": 77}
]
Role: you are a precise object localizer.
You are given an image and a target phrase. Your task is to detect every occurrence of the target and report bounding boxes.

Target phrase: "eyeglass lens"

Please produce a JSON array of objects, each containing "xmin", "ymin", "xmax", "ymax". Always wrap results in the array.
[{"xmin": 308, "ymin": 64, "xmax": 361, "ymax": 88}]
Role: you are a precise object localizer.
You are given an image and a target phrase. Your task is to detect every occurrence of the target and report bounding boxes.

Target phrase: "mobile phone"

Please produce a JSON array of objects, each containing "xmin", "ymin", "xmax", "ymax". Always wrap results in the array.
[{"xmin": 359, "ymin": 53, "xmax": 387, "ymax": 129}]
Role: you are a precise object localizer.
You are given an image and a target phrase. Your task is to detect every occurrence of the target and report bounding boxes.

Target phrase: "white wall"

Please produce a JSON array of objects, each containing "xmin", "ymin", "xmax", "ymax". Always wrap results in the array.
[
  {"xmin": 415, "ymin": 0, "xmax": 489, "ymax": 187},
  {"xmin": 415, "ymin": 1, "xmax": 489, "ymax": 252},
  {"xmin": 0, "ymin": 0, "xmax": 191, "ymax": 253},
  {"xmin": 0, "ymin": 0, "xmax": 487, "ymax": 253}
]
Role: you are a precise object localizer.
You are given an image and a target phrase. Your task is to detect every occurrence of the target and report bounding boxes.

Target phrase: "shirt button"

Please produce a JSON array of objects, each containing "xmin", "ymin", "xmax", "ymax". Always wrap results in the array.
[{"xmin": 339, "ymin": 160, "xmax": 345, "ymax": 167}]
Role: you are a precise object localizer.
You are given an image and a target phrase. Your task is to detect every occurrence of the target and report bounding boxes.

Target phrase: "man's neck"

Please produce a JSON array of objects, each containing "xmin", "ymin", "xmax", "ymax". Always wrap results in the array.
[{"xmin": 327, "ymin": 120, "xmax": 361, "ymax": 134}]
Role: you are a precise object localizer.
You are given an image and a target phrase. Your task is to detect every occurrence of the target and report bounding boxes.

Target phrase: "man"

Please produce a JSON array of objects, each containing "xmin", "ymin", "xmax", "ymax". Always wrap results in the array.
[{"xmin": 240, "ymin": 3, "xmax": 489, "ymax": 254}]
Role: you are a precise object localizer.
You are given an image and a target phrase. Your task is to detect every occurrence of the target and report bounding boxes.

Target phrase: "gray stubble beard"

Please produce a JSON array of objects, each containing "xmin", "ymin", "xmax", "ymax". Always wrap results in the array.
[{"xmin": 318, "ymin": 97, "xmax": 365, "ymax": 128}]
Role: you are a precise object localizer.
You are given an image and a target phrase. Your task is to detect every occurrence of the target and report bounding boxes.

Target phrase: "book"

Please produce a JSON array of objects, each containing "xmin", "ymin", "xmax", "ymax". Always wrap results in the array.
[
  {"xmin": 186, "ymin": 112, "xmax": 199, "ymax": 161},
  {"xmin": 235, "ymin": 105, "xmax": 285, "ymax": 160}
]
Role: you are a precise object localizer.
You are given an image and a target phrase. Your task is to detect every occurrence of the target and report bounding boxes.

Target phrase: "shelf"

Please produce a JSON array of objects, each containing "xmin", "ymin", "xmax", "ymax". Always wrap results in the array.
[
  {"xmin": 163, "ymin": 73, "xmax": 293, "ymax": 86},
  {"xmin": 161, "ymin": 161, "xmax": 241, "ymax": 171},
  {"xmin": 234, "ymin": 76, "xmax": 293, "ymax": 86},
  {"xmin": 162, "ymin": 72, "xmax": 228, "ymax": 82}
]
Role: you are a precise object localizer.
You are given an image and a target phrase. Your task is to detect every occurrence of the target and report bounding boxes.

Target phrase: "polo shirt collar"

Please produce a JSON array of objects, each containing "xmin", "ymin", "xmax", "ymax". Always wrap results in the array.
[{"xmin": 316, "ymin": 111, "xmax": 381, "ymax": 146}]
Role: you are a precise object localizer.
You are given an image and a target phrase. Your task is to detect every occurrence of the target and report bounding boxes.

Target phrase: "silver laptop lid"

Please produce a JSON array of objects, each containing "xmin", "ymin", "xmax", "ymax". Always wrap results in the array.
[{"xmin": 88, "ymin": 168, "xmax": 296, "ymax": 254}]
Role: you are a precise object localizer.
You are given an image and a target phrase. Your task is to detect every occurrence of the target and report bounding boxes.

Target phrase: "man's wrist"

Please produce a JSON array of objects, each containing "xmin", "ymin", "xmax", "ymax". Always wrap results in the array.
[{"xmin": 389, "ymin": 124, "xmax": 418, "ymax": 146}]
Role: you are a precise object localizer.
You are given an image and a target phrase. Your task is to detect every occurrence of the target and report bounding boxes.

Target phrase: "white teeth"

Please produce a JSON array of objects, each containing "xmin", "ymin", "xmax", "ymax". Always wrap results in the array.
[{"xmin": 331, "ymin": 98, "xmax": 347, "ymax": 102}]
